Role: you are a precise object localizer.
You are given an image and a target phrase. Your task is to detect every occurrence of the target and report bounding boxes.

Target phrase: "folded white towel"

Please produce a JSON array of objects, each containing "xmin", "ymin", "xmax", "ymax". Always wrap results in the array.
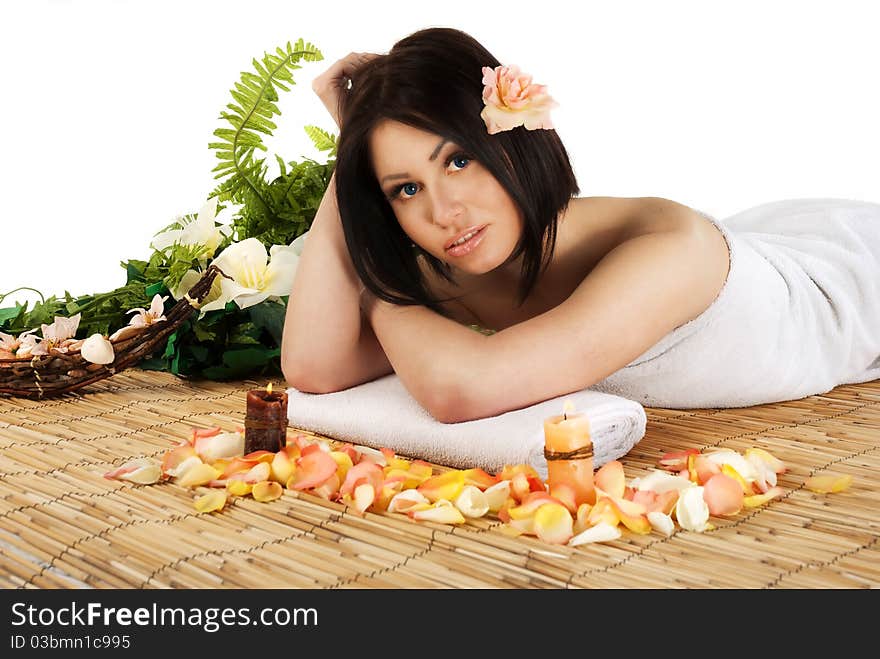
[
  {"xmin": 591, "ymin": 198, "xmax": 880, "ymax": 407},
  {"xmin": 287, "ymin": 375, "xmax": 646, "ymax": 480}
]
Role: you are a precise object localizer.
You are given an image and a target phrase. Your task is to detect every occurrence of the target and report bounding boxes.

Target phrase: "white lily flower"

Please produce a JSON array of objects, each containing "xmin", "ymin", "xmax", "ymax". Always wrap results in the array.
[
  {"xmin": 30, "ymin": 314, "xmax": 81, "ymax": 355},
  {"xmin": 126, "ymin": 294, "xmax": 168, "ymax": 328},
  {"xmin": 42, "ymin": 314, "xmax": 80, "ymax": 343},
  {"xmin": 150, "ymin": 197, "xmax": 234, "ymax": 256},
  {"xmin": 0, "ymin": 331, "xmax": 23, "ymax": 352},
  {"xmin": 201, "ymin": 238, "xmax": 299, "ymax": 312},
  {"xmin": 14, "ymin": 331, "xmax": 40, "ymax": 357},
  {"xmin": 290, "ymin": 230, "xmax": 308, "ymax": 256}
]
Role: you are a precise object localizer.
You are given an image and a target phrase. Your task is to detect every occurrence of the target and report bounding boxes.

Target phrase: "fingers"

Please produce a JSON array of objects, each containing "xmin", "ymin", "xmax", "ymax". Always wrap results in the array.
[
  {"xmin": 313, "ymin": 52, "xmax": 381, "ymax": 88},
  {"xmin": 312, "ymin": 51, "xmax": 383, "ymax": 128}
]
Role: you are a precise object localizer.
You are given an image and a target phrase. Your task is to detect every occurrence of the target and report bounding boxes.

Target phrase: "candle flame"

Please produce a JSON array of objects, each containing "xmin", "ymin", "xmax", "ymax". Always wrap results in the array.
[
  {"xmin": 266, "ymin": 382, "xmax": 273, "ymax": 395},
  {"xmin": 562, "ymin": 399, "xmax": 575, "ymax": 420}
]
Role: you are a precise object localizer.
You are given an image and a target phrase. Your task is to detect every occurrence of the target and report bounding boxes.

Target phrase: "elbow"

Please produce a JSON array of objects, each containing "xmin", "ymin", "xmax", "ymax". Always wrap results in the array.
[
  {"xmin": 282, "ymin": 355, "xmax": 340, "ymax": 395},
  {"xmin": 425, "ymin": 378, "xmax": 481, "ymax": 424}
]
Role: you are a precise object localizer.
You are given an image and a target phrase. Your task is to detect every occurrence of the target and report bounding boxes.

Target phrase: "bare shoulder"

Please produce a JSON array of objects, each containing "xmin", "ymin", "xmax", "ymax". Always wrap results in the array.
[{"xmin": 577, "ymin": 195, "xmax": 709, "ymax": 234}]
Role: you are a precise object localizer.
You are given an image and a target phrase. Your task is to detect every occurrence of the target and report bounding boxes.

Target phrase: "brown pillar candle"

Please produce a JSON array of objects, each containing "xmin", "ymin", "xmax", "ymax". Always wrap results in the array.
[{"xmin": 245, "ymin": 382, "xmax": 288, "ymax": 454}]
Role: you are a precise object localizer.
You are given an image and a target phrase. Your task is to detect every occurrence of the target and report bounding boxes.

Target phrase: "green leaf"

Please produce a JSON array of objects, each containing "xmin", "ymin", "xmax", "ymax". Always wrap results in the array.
[
  {"xmin": 187, "ymin": 344, "xmax": 210, "ymax": 364},
  {"xmin": 304, "ymin": 125, "xmax": 337, "ymax": 155},
  {"xmin": 0, "ymin": 305, "xmax": 24, "ymax": 326},
  {"xmin": 248, "ymin": 300, "xmax": 286, "ymax": 346},
  {"xmin": 228, "ymin": 321, "xmax": 261, "ymax": 346},
  {"xmin": 145, "ymin": 281, "xmax": 167, "ymax": 297},
  {"xmin": 191, "ymin": 323, "xmax": 217, "ymax": 342},
  {"xmin": 201, "ymin": 346, "xmax": 281, "ymax": 380},
  {"xmin": 124, "ymin": 260, "xmax": 147, "ymax": 284}
]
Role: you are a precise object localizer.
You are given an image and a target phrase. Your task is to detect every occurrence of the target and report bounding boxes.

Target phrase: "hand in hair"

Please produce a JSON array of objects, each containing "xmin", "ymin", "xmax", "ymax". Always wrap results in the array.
[{"xmin": 311, "ymin": 51, "xmax": 382, "ymax": 129}]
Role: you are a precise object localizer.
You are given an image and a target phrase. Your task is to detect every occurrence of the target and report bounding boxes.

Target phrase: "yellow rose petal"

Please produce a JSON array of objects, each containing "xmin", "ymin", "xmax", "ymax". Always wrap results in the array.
[
  {"xmin": 804, "ymin": 474, "xmax": 853, "ymax": 494},
  {"xmin": 194, "ymin": 490, "xmax": 227, "ymax": 513},
  {"xmin": 177, "ymin": 462, "xmax": 222, "ymax": 488},
  {"xmin": 252, "ymin": 480, "xmax": 283, "ymax": 502},
  {"xmin": 227, "ymin": 479, "xmax": 253, "ymax": 496}
]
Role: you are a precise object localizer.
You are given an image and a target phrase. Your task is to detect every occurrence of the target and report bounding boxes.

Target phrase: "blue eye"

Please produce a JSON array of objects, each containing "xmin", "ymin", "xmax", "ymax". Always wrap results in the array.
[{"xmin": 388, "ymin": 151, "xmax": 473, "ymax": 202}]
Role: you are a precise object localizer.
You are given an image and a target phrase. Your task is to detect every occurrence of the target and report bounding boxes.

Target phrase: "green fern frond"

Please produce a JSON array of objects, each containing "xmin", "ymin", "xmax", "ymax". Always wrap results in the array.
[
  {"xmin": 209, "ymin": 39, "xmax": 324, "ymax": 216},
  {"xmin": 304, "ymin": 125, "xmax": 337, "ymax": 155}
]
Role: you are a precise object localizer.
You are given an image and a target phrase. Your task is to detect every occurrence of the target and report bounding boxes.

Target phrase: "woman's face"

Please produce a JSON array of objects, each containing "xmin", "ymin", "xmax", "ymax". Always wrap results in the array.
[{"xmin": 369, "ymin": 119, "xmax": 524, "ymax": 277}]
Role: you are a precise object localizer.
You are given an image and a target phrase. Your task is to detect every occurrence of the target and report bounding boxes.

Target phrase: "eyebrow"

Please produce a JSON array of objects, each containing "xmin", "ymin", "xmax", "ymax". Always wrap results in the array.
[{"xmin": 380, "ymin": 138, "xmax": 450, "ymax": 185}]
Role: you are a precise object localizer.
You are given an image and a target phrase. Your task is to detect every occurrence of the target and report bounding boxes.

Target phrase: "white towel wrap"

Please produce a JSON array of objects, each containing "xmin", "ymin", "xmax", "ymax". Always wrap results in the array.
[{"xmin": 591, "ymin": 198, "xmax": 880, "ymax": 407}]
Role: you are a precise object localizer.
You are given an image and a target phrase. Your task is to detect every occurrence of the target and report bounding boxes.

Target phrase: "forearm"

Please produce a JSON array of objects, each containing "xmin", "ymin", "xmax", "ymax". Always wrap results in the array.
[
  {"xmin": 362, "ymin": 294, "xmax": 487, "ymax": 421},
  {"xmin": 281, "ymin": 174, "xmax": 385, "ymax": 388}
]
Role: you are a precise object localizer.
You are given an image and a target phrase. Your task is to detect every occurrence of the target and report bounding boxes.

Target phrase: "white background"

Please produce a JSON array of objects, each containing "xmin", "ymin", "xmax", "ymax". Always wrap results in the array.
[{"xmin": 1, "ymin": 0, "xmax": 878, "ymax": 306}]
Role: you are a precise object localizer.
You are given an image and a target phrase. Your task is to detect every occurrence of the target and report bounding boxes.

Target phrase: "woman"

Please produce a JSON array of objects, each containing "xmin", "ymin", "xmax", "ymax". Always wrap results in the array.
[{"xmin": 282, "ymin": 27, "xmax": 880, "ymax": 423}]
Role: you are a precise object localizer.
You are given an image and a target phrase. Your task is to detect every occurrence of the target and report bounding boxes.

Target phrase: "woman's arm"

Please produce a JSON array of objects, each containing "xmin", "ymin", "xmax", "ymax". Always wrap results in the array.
[
  {"xmin": 281, "ymin": 173, "xmax": 394, "ymax": 393},
  {"xmin": 363, "ymin": 202, "xmax": 729, "ymax": 423}
]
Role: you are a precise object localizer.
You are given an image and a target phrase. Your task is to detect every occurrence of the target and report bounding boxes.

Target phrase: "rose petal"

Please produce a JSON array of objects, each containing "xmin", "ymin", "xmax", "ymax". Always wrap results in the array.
[
  {"xmin": 606, "ymin": 497, "xmax": 651, "ymax": 534},
  {"xmin": 744, "ymin": 447, "xmax": 787, "ymax": 474},
  {"xmin": 704, "ymin": 449, "xmax": 758, "ymax": 481},
  {"xmin": 461, "ymin": 468, "xmax": 499, "ymax": 490},
  {"xmin": 658, "ymin": 448, "xmax": 700, "ymax": 471},
  {"xmin": 410, "ymin": 499, "xmax": 466, "ymax": 524},
  {"xmin": 646, "ymin": 511, "xmax": 675, "ymax": 537},
  {"xmin": 104, "ymin": 457, "xmax": 156, "ymax": 480},
  {"xmin": 594, "ymin": 460, "xmax": 626, "ymax": 499},
  {"xmin": 743, "ymin": 486, "xmax": 785, "ymax": 508},
  {"xmin": 118, "ymin": 464, "xmax": 163, "ymax": 485},
  {"xmin": 720, "ymin": 463, "xmax": 754, "ymax": 494},
  {"xmin": 702, "ymin": 473, "xmax": 744, "ymax": 516},
  {"xmin": 290, "ymin": 450, "xmax": 338, "ymax": 490},
  {"xmin": 675, "ymin": 486, "xmax": 710, "ymax": 532},
  {"xmin": 270, "ymin": 450, "xmax": 296, "ymax": 485},
  {"xmin": 483, "ymin": 480, "xmax": 512, "ymax": 513},
  {"xmin": 587, "ymin": 497, "xmax": 619, "ymax": 528},
  {"xmin": 338, "ymin": 459, "xmax": 384, "ymax": 497},
  {"xmin": 533, "ymin": 503, "xmax": 574, "ymax": 545},
  {"xmin": 194, "ymin": 490, "xmax": 228, "ymax": 513},
  {"xmin": 804, "ymin": 474, "xmax": 853, "ymax": 494},
  {"xmin": 240, "ymin": 462, "xmax": 272, "ymax": 484},
  {"xmin": 195, "ymin": 431, "xmax": 244, "ymax": 463},
  {"xmin": 252, "ymin": 480, "xmax": 283, "ymax": 503},
  {"xmin": 387, "ymin": 489, "xmax": 430, "ymax": 514},
  {"xmin": 453, "ymin": 485, "xmax": 490, "ymax": 518},
  {"xmin": 311, "ymin": 473, "xmax": 341, "ymax": 501},
  {"xmin": 352, "ymin": 483, "xmax": 376, "ymax": 514},
  {"xmin": 417, "ymin": 470, "xmax": 466, "ymax": 503},
  {"xmin": 227, "ymin": 480, "xmax": 253, "ymax": 496},
  {"xmin": 568, "ymin": 522, "xmax": 622, "ymax": 546},
  {"xmin": 630, "ymin": 469, "xmax": 695, "ymax": 494},
  {"xmin": 177, "ymin": 463, "xmax": 223, "ymax": 488}
]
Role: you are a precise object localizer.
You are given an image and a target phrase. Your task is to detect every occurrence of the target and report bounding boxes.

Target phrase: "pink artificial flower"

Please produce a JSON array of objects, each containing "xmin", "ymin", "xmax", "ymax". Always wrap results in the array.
[{"xmin": 480, "ymin": 65, "xmax": 559, "ymax": 135}]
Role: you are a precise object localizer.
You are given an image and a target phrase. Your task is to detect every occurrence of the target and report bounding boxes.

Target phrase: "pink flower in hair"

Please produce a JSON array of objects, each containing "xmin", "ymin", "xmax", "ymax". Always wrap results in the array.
[{"xmin": 480, "ymin": 64, "xmax": 558, "ymax": 134}]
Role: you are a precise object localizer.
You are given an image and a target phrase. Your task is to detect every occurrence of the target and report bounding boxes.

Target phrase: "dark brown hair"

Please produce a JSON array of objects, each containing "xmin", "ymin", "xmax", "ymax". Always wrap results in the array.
[{"xmin": 334, "ymin": 27, "xmax": 579, "ymax": 313}]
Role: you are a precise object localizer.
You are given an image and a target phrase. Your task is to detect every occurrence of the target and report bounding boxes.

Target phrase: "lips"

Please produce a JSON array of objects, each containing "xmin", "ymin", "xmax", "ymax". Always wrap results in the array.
[{"xmin": 444, "ymin": 225, "xmax": 487, "ymax": 251}]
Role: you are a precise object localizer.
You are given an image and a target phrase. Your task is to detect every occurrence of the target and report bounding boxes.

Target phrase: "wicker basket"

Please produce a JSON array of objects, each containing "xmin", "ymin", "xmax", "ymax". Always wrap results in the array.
[{"xmin": 0, "ymin": 266, "xmax": 223, "ymax": 400}]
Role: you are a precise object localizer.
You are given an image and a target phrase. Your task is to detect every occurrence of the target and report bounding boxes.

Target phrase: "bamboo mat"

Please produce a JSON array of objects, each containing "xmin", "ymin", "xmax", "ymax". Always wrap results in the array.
[{"xmin": 0, "ymin": 369, "xmax": 877, "ymax": 590}]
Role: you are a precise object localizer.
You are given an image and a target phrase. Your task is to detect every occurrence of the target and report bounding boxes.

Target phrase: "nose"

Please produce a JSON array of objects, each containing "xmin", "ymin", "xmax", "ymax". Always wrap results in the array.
[{"xmin": 429, "ymin": 187, "xmax": 465, "ymax": 227}]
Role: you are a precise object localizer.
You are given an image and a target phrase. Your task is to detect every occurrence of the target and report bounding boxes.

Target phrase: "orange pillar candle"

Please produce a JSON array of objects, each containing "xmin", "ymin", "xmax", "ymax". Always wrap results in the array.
[
  {"xmin": 245, "ymin": 382, "xmax": 288, "ymax": 454},
  {"xmin": 543, "ymin": 400, "xmax": 595, "ymax": 507}
]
